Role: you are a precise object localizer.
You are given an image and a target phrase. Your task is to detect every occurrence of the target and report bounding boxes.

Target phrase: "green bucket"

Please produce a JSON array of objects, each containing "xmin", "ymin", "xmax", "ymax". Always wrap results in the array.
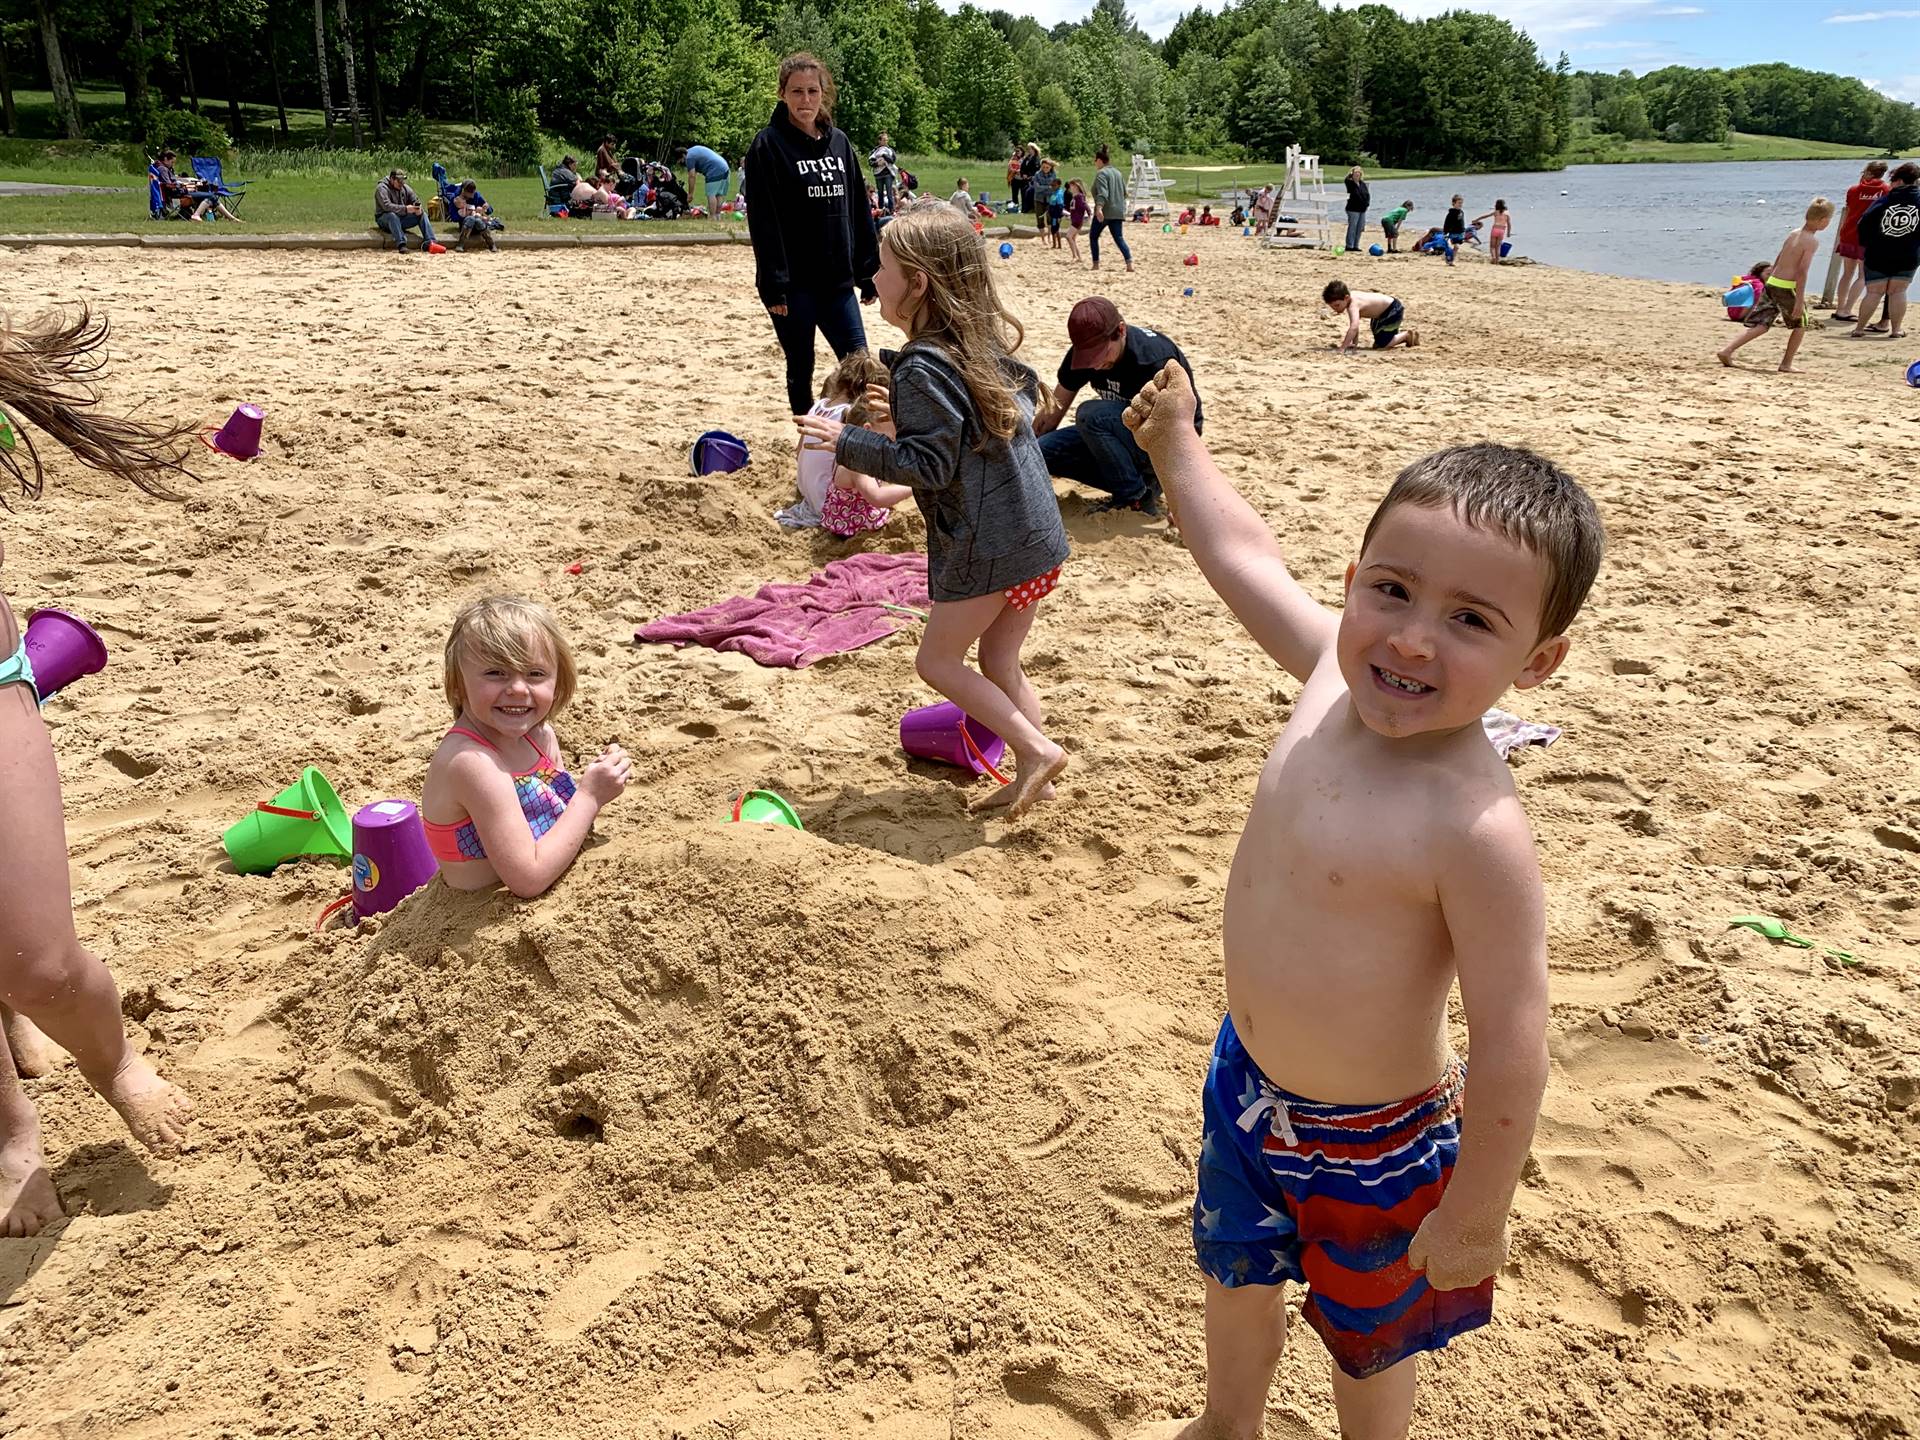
[
  {"xmin": 730, "ymin": 788, "xmax": 803, "ymax": 830},
  {"xmin": 223, "ymin": 766, "xmax": 353, "ymax": 874}
]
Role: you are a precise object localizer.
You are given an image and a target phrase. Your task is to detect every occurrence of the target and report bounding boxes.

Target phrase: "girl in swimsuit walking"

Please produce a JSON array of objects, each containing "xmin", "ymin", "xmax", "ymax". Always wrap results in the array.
[
  {"xmin": 421, "ymin": 596, "xmax": 629, "ymax": 897},
  {"xmin": 1474, "ymin": 199, "xmax": 1513, "ymax": 262}
]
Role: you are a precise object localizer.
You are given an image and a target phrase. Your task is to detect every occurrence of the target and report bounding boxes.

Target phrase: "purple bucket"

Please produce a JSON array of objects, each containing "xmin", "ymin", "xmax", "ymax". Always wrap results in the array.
[
  {"xmin": 23, "ymin": 608, "xmax": 108, "ymax": 699},
  {"xmin": 350, "ymin": 800, "xmax": 439, "ymax": 918},
  {"xmin": 899, "ymin": 701, "xmax": 1006, "ymax": 777},
  {"xmin": 201, "ymin": 403, "xmax": 263, "ymax": 460},
  {"xmin": 690, "ymin": 430, "xmax": 749, "ymax": 476}
]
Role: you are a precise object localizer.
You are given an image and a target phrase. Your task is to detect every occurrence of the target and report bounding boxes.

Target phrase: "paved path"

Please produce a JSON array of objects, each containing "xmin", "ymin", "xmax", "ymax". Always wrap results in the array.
[{"xmin": 0, "ymin": 180, "xmax": 132, "ymax": 196}]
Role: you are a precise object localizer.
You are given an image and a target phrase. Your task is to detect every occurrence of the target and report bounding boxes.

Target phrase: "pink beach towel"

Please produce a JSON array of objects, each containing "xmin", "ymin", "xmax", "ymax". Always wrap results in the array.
[{"xmin": 637, "ymin": 552, "xmax": 930, "ymax": 669}]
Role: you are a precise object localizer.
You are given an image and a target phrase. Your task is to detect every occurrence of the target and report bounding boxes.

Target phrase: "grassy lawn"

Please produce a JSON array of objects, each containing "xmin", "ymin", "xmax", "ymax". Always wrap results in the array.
[{"xmin": 1567, "ymin": 130, "xmax": 1881, "ymax": 165}]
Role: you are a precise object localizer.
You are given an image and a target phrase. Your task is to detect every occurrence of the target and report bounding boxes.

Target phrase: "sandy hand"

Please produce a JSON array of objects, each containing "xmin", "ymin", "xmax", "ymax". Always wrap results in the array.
[
  {"xmin": 101, "ymin": 1051, "xmax": 195, "ymax": 1155},
  {"xmin": 582, "ymin": 744, "xmax": 631, "ymax": 805},
  {"xmin": 1405, "ymin": 1204, "xmax": 1508, "ymax": 1290},
  {"xmin": 1122, "ymin": 361, "xmax": 1199, "ymax": 458}
]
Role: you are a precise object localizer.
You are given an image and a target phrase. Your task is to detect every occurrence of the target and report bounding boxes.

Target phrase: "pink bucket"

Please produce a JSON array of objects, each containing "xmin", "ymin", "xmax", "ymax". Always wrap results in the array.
[
  {"xmin": 200, "ymin": 403, "xmax": 263, "ymax": 460},
  {"xmin": 898, "ymin": 701, "xmax": 1006, "ymax": 778},
  {"xmin": 23, "ymin": 608, "xmax": 108, "ymax": 699}
]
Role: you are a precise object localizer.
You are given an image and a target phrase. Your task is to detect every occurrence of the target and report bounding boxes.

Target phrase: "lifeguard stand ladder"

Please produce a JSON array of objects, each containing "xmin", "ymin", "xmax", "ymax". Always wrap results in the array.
[
  {"xmin": 1126, "ymin": 154, "xmax": 1174, "ymax": 218},
  {"xmin": 1260, "ymin": 144, "xmax": 1330, "ymax": 249}
]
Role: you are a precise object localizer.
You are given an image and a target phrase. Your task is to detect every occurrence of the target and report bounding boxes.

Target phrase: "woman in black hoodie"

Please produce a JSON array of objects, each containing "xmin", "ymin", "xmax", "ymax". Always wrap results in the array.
[
  {"xmin": 1849, "ymin": 160, "xmax": 1918, "ymax": 341},
  {"xmin": 742, "ymin": 53, "xmax": 881, "ymax": 417}
]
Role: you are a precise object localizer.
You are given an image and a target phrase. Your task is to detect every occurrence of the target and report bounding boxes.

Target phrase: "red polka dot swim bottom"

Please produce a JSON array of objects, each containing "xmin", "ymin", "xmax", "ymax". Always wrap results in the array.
[{"xmin": 1004, "ymin": 564, "xmax": 1062, "ymax": 612}]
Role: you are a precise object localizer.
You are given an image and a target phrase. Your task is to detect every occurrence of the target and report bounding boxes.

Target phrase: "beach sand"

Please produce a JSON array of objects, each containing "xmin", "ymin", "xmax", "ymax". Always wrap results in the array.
[{"xmin": 0, "ymin": 232, "xmax": 1916, "ymax": 1439}]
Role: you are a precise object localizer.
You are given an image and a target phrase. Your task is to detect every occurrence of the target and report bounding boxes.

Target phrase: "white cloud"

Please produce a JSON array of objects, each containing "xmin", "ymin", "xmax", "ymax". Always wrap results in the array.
[
  {"xmin": 1649, "ymin": 4, "xmax": 1705, "ymax": 13},
  {"xmin": 1872, "ymin": 73, "xmax": 1920, "ymax": 101},
  {"xmin": 1825, "ymin": 9, "xmax": 1920, "ymax": 21}
]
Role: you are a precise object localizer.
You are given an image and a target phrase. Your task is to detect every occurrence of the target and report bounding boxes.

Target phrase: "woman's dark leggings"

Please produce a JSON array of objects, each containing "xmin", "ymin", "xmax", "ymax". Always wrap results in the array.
[{"xmin": 769, "ymin": 287, "xmax": 869, "ymax": 417}]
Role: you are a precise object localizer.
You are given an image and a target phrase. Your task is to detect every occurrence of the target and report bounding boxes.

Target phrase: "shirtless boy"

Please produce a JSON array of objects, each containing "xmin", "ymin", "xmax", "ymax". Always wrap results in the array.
[
  {"xmin": 1324, "ymin": 280, "xmax": 1418, "ymax": 351},
  {"xmin": 1121, "ymin": 362, "xmax": 1605, "ymax": 1440},
  {"xmin": 1717, "ymin": 197, "xmax": 1833, "ymax": 373}
]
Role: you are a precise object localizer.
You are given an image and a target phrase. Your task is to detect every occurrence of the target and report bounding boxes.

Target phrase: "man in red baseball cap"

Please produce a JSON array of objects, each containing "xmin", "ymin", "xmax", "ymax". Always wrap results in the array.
[{"xmin": 1035, "ymin": 296, "xmax": 1202, "ymax": 516}]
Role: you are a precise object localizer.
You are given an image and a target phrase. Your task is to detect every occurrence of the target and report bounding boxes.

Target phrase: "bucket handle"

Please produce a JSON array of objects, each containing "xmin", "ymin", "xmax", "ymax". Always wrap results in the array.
[
  {"xmin": 730, "ymin": 790, "xmax": 745, "ymax": 822},
  {"xmin": 314, "ymin": 893, "xmax": 355, "ymax": 933},
  {"xmin": 959, "ymin": 715, "xmax": 1010, "ymax": 786},
  {"xmin": 259, "ymin": 802, "xmax": 320, "ymax": 820}
]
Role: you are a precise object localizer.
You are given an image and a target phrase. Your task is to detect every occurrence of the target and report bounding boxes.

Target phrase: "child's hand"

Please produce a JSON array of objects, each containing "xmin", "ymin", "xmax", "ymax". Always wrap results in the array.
[
  {"xmin": 581, "ymin": 744, "xmax": 632, "ymax": 805},
  {"xmin": 1405, "ymin": 1204, "xmax": 1508, "ymax": 1291},
  {"xmin": 862, "ymin": 383, "xmax": 892, "ymax": 428},
  {"xmin": 794, "ymin": 411, "xmax": 845, "ymax": 448}
]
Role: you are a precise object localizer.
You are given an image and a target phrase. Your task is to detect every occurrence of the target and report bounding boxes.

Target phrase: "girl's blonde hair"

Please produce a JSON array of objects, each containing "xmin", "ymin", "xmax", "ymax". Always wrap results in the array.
[
  {"xmin": 1, "ymin": 307, "xmax": 197, "ymax": 509},
  {"xmin": 442, "ymin": 595, "xmax": 577, "ymax": 720},
  {"xmin": 882, "ymin": 202, "xmax": 1027, "ymax": 446},
  {"xmin": 821, "ymin": 348, "xmax": 889, "ymax": 406}
]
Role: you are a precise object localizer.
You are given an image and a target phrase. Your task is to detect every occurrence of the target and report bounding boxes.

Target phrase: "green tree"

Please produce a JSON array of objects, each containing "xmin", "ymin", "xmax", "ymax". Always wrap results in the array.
[
  {"xmin": 1596, "ymin": 89, "xmax": 1651, "ymax": 140},
  {"xmin": 1668, "ymin": 68, "xmax": 1728, "ymax": 143},
  {"xmin": 1875, "ymin": 99, "xmax": 1920, "ymax": 156},
  {"xmin": 939, "ymin": 8, "xmax": 1025, "ymax": 158},
  {"xmin": 1030, "ymin": 81, "xmax": 1078, "ymax": 159}
]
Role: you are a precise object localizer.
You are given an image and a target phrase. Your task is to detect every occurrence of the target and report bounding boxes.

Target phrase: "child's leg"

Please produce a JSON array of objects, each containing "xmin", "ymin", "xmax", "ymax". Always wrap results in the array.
[
  {"xmin": 916, "ymin": 594, "xmax": 1067, "ymax": 820},
  {"xmin": 1135, "ymin": 1279, "xmax": 1289, "ymax": 1440},
  {"xmin": 969, "ymin": 601, "xmax": 1058, "ymax": 812},
  {"xmin": 2, "ymin": 1005, "xmax": 55, "ymax": 1078},
  {"xmin": 1717, "ymin": 319, "xmax": 1772, "ymax": 363},
  {"xmin": 1330, "ymin": 1354, "xmax": 1419, "ymax": 1440},
  {"xmin": 0, "ymin": 690, "xmax": 193, "ymax": 1152},
  {"xmin": 1, "ymin": 1023, "xmax": 62, "ymax": 1237},
  {"xmin": 1779, "ymin": 319, "xmax": 1809, "ymax": 370}
]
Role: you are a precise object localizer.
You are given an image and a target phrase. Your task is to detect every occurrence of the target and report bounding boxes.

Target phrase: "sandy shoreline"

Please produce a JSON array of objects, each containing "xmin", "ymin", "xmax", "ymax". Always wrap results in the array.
[{"xmin": 0, "ymin": 232, "xmax": 1915, "ymax": 1438}]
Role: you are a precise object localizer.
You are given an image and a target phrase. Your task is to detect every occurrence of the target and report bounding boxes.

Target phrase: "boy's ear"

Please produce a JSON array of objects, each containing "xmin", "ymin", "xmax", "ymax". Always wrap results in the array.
[{"xmin": 1512, "ymin": 634, "xmax": 1571, "ymax": 691}]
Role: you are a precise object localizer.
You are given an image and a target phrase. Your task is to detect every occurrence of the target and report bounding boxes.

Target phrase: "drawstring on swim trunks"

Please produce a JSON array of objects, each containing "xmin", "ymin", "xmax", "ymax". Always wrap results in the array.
[{"xmin": 1237, "ymin": 1089, "xmax": 1298, "ymax": 1148}]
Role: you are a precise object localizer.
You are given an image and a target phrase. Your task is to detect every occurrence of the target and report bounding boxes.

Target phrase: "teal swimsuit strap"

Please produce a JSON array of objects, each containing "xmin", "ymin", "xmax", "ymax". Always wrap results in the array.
[{"xmin": 0, "ymin": 636, "xmax": 40, "ymax": 706}]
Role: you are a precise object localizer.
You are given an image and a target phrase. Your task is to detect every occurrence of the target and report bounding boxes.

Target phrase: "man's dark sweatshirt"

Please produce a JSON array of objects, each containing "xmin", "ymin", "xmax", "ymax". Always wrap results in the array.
[{"xmin": 742, "ymin": 103, "xmax": 880, "ymax": 310}]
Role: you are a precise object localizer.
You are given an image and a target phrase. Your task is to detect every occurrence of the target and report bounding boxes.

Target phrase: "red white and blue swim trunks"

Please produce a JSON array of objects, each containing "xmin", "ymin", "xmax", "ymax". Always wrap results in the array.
[{"xmin": 1193, "ymin": 1015, "xmax": 1493, "ymax": 1378}]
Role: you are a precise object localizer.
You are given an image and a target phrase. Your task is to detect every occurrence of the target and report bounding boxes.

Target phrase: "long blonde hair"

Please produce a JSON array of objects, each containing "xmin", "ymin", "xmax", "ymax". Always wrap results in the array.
[
  {"xmin": 882, "ymin": 202, "xmax": 1027, "ymax": 447},
  {"xmin": 0, "ymin": 307, "xmax": 196, "ymax": 508}
]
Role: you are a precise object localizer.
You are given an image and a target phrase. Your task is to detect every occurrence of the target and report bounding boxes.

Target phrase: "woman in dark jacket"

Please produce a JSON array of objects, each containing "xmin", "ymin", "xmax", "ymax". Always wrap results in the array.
[
  {"xmin": 1848, "ymin": 160, "xmax": 1918, "ymax": 341},
  {"xmin": 742, "ymin": 52, "xmax": 881, "ymax": 417},
  {"xmin": 1343, "ymin": 165, "xmax": 1370, "ymax": 253},
  {"xmin": 1020, "ymin": 142, "xmax": 1042, "ymax": 215}
]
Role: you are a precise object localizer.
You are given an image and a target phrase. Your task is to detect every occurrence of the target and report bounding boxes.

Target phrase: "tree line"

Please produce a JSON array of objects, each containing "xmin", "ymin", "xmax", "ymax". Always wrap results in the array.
[
  {"xmin": 1572, "ymin": 62, "xmax": 1920, "ymax": 154},
  {"xmin": 1, "ymin": 0, "xmax": 1912, "ymax": 171}
]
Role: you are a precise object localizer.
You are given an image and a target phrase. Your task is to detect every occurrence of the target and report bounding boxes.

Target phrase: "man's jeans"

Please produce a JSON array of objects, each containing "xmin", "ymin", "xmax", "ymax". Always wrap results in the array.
[
  {"xmin": 877, "ymin": 173, "xmax": 896, "ymax": 211},
  {"xmin": 379, "ymin": 210, "xmax": 437, "ymax": 251},
  {"xmin": 1039, "ymin": 399, "xmax": 1155, "ymax": 505},
  {"xmin": 768, "ymin": 286, "xmax": 869, "ymax": 417},
  {"xmin": 1344, "ymin": 209, "xmax": 1366, "ymax": 251}
]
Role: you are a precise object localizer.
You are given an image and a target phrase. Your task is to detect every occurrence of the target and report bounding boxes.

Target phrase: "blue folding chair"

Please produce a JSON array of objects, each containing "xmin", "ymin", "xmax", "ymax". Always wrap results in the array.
[{"xmin": 189, "ymin": 156, "xmax": 248, "ymax": 214}]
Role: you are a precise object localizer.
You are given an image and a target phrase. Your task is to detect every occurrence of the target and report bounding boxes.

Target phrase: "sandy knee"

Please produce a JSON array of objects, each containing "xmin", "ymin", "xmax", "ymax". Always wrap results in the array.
[{"xmin": 0, "ymin": 940, "xmax": 95, "ymax": 1016}]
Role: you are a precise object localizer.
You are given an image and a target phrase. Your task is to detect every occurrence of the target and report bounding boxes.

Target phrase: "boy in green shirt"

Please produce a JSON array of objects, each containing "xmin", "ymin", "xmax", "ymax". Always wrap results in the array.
[{"xmin": 1379, "ymin": 200, "xmax": 1414, "ymax": 253}]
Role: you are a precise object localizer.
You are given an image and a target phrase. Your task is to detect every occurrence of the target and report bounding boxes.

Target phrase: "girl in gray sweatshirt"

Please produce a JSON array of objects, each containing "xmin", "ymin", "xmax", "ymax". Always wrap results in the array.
[{"xmin": 796, "ymin": 203, "xmax": 1070, "ymax": 820}]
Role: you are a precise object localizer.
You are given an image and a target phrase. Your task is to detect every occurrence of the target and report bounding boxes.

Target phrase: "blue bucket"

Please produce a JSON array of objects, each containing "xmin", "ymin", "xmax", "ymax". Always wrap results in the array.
[
  {"xmin": 691, "ymin": 430, "xmax": 750, "ymax": 475},
  {"xmin": 1907, "ymin": 358, "xmax": 1920, "ymax": 389}
]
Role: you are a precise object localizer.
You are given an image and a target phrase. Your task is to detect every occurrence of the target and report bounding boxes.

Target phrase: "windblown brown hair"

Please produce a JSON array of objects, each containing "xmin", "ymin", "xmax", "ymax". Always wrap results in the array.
[
  {"xmin": 0, "ymin": 307, "xmax": 197, "ymax": 508},
  {"xmin": 881, "ymin": 201, "xmax": 1028, "ymax": 448},
  {"xmin": 1360, "ymin": 442, "xmax": 1605, "ymax": 642},
  {"xmin": 778, "ymin": 52, "xmax": 837, "ymax": 132}
]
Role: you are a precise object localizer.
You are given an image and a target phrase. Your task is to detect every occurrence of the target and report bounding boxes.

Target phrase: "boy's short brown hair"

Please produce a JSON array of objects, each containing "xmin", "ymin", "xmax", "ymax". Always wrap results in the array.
[
  {"xmin": 1322, "ymin": 279, "xmax": 1350, "ymax": 305},
  {"xmin": 1360, "ymin": 444, "xmax": 1605, "ymax": 641},
  {"xmin": 443, "ymin": 595, "xmax": 577, "ymax": 719},
  {"xmin": 1806, "ymin": 196, "xmax": 1835, "ymax": 223}
]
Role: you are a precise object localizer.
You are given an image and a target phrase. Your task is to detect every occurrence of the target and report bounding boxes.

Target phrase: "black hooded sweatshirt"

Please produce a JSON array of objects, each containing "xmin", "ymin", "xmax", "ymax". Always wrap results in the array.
[
  {"xmin": 742, "ymin": 102, "xmax": 880, "ymax": 310},
  {"xmin": 1858, "ymin": 184, "xmax": 1920, "ymax": 277}
]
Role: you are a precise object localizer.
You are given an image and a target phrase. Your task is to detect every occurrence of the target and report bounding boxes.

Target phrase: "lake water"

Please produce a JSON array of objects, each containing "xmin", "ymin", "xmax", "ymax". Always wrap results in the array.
[{"xmin": 1223, "ymin": 160, "xmax": 1882, "ymax": 287}]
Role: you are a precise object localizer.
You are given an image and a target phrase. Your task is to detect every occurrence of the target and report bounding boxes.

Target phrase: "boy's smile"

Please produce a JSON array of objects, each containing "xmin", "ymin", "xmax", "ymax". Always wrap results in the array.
[{"xmin": 1338, "ymin": 502, "xmax": 1569, "ymax": 740}]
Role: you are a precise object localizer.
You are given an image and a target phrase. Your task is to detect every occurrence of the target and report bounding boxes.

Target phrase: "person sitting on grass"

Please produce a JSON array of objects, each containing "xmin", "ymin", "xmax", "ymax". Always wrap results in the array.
[
  {"xmin": 374, "ymin": 168, "xmax": 438, "ymax": 255},
  {"xmin": 1324, "ymin": 279, "xmax": 1418, "ymax": 352},
  {"xmin": 949, "ymin": 178, "xmax": 973, "ymax": 217}
]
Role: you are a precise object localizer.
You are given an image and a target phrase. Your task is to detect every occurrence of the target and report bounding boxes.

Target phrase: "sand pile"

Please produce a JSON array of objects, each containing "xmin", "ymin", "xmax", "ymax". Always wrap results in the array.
[{"xmin": 0, "ymin": 238, "xmax": 1915, "ymax": 1438}]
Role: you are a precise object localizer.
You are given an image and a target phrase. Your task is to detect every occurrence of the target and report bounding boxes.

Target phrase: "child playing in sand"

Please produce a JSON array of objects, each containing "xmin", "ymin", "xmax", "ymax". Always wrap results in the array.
[
  {"xmin": 421, "ymin": 596, "xmax": 630, "ymax": 898},
  {"xmin": 794, "ymin": 203, "xmax": 1070, "ymax": 819},
  {"xmin": 1717, "ymin": 197, "xmax": 1834, "ymax": 373},
  {"xmin": 1378, "ymin": 199, "xmax": 1413, "ymax": 252},
  {"xmin": 1324, "ymin": 279, "xmax": 1418, "ymax": 351},
  {"xmin": 1067, "ymin": 180, "xmax": 1090, "ymax": 264},
  {"xmin": 2, "ymin": 307, "xmax": 199, "ymax": 1238},
  {"xmin": 823, "ymin": 374, "xmax": 911, "ymax": 539},
  {"xmin": 1119, "ymin": 359, "xmax": 1604, "ymax": 1440},
  {"xmin": 1725, "ymin": 260, "xmax": 1771, "ymax": 321},
  {"xmin": 1473, "ymin": 199, "xmax": 1512, "ymax": 260},
  {"xmin": 783, "ymin": 349, "xmax": 892, "ymax": 528}
]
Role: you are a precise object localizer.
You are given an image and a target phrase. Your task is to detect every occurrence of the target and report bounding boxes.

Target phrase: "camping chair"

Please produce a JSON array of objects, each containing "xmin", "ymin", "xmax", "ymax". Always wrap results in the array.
[
  {"xmin": 538, "ymin": 165, "xmax": 571, "ymax": 217},
  {"xmin": 188, "ymin": 156, "xmax": 248, "ymax": 214},
  {"xmin": 146, "ymin": 165, "xmax": 186, "ymax": 221}
]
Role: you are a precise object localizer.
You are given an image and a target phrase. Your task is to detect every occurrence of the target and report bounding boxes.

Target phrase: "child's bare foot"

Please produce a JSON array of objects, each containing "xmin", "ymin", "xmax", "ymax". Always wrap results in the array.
[
  {"xmin": 3, "ymin": 1007, "xmax": 56, "ymax": 1078},
  {"xmin": 970, "ymin": 779, "xmax": 1057, "ymax": 812},
  {"xmin": 970, "ymin": 743, "xmax": 1068, "ymax": 819},
  {"xmin": 1405, "ymin": 328, "xmax": 1420, "ymax": 348},
  {"xmin": 1, "ymin": 1121, "xmax": 62, "ymax": 1238},
  {"xmin": 98, "ymin": 1052, "xmax": 194, "ymax": 1154},
  {"xmin": 1122, "ymin": 360, "xmax": 1200, "ymax": 457},
  {"xmin": 1128, "ymin": 1420, "xmax": 1220, "ymax": 1439},
  {"xmin": 1716, "ymin": 350, "xmax": 1735, "ymax": 366}
]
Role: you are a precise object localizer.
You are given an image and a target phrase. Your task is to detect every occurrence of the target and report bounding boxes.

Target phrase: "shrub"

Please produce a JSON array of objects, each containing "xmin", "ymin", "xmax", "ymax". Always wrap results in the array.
[
  {"xmin": 388, "ymin": 109, "xmax": 429, "ymax": 156},
  {"xmin": 478, "ymin": 85, "xmax": 542, "ymax": 171},
  {"xmin": 152, "ymin": 107, "xmax": 232, "ymax": 159}
]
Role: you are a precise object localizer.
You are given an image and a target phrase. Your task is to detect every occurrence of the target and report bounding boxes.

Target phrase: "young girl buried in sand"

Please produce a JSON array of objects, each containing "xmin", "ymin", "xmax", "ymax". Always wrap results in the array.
[
  {"xmin": 795, "ymin": 202, "xmax": 1070, "ymax": 819},
  {"xmin": 787, "ymin": 350, "xmax": 891, "ymax": 529},
  {"xmin": 822, "ymin": 375, "xmax": 910, "ymax": 539},
  {"xmin": 421, "ymin": 596, "xmax": 630, "ymax": 898},
  {"xmin": 2, "ymin": 307, "xmax": 199, "ymax": 1237}
]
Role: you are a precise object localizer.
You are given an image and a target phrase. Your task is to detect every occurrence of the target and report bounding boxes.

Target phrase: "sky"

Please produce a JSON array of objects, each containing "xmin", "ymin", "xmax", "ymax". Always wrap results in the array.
[{"xmin": 952, "ymin": 0, "xmax": 1920, "ymax": 103}]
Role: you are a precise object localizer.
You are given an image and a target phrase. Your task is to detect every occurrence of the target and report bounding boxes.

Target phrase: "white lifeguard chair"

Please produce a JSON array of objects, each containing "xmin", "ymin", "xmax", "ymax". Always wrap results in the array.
[
  {"xmin": 1126, "ymin": 153, "xmax": 1173, "ymax": 219},
  {"xmin": 1260, "ymin": 144, "xmax": 1330, "ymax": 250}
]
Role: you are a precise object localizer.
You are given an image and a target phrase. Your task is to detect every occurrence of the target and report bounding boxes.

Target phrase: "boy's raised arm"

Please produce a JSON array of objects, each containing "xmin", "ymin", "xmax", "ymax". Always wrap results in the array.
[
  {"xmin": 1408, "ymin": 795, "xmax": 1551, "ymax": 1291},
  {"xmin": 1124, "ymin": 363, "xmax": 1337, "ymax": 683}
]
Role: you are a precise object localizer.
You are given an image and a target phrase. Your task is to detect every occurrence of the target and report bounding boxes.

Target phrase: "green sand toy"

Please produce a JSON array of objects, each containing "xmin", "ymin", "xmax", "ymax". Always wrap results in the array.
[
  {"xmin": 731, "ymin": 788, "xmax": 803, "ymax": 830},
  {"xmin": 224, "ymin": 766, "xmax": 353, "ymax": 873}
]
